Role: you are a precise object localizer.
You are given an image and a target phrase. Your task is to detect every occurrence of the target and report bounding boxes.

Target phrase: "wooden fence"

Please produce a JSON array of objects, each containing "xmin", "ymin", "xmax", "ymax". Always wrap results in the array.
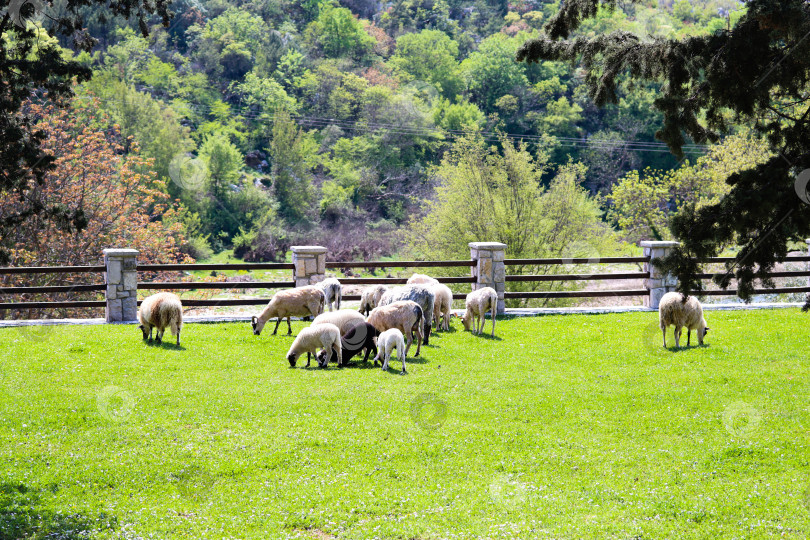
[{"xmin": 1, "ymin": 241, "xmax": 810, "ymax": 320}]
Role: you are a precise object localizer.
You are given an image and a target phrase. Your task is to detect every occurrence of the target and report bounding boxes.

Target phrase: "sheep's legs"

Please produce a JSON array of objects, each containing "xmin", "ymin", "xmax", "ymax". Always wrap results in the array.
[
  {"xmin": 661, "ymin": 326, "xmax": 667, "ymax": 348},
  {"xmin": 398, "ymin": 349, "xmax": 407, "ymax": 374},
  {"xmin": 306, "ymin": 352, "xmax": 311, "ymax": 368},
  {"xmin": 491, "ymin": 311, "xmax": 496, "ymax": 337},
  {"xmin": 687, "ymin": 329, "xmax": 691, "ymax": 346},
  {"xmin": 272, "ymin": 318, "xmax": 282, "ymax": 335},
  {"xmin": 286, "ymin": 317, "xmax": 293, "ymax": 335},
  {"xmin": 674, "ymin": 327, "xmax": 681, "ymax": 348}
]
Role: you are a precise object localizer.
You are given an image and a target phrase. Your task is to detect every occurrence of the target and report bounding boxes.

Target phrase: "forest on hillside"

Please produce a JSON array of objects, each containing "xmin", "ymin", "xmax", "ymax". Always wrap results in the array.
[{"xmin": 2, "ymin": 0, "xmax": 766, "ymax": 271}]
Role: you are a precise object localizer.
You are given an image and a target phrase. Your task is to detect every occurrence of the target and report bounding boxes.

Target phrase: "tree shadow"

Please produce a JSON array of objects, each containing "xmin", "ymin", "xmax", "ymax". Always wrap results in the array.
[{"xmin": 0, "ymin": 482, "xmax": 117, "ymax": 540}]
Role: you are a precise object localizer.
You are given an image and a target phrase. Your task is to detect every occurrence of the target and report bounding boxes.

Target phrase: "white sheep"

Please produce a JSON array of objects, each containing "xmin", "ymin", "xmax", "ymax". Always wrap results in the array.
[
  {"xmin": 359, "ymin": 284, "xmax": 388, "ymax": 316},
  {"xmin": 379, "ymin": 285, "xmax": 435, "ymax": 345},
  {"xmin": 367, "ymin": 300, "xmax": 424, "ymax": 357},
  {"xmin": 407, "ymin": 274, "xmax": 452, "ymax": 331},
  {"xmin": 311, "ymin": 309, "xmax": 366, "ymax": 335},
  {"xmin": 430, "ymin": 283, "xmax": 453, "ymax": 331},
  {"xmin": 659, "ymin": 292, "xmax": 710, "ymax": 348},
  {"xmin": 317, "ymin": 277, "xmax": 342, "ymax": 311},
  {"xmin": 407, "ymin": 273, "xmax": 439, "ymax": 286},
  {"xmin": 286, "ymin": 323, "xmax": 342, "ymax": 368},
  {"xmin": 138, "ymin": 292, "xmax": 183, "ymax": 346},
  {"xmin": 252, "ymin": 286, "xmax": 325, "ymax": 336},
  {"xmin": 373, "ymin": 328, "xmax": 407, "ymax": 374},
  {"xmin": 462, "ymin": 287, "xmax": 498, "ymax": 337}
]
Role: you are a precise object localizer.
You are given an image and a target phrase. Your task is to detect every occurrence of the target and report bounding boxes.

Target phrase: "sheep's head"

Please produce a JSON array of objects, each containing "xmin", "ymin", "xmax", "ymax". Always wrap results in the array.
[
  {"xmin": 461, "ymin": 311, "xmax": 472, "ymax": 331},
  {"xmin": 251, "ymin": 316, "xmax": 265, "ymax": 336},
  {"xmin": 316, "ymin": 350, "xmax": 328, "ymax": 364},
  {"xmin": 138, "ymin": 324, "xmax": 149, "ymax": 340},
  {"xmin": 286, "ymin": 351, "xmax": 298, "ymax": 367},
  {"xmin": 698, "ymin": 319, "xmax": 709, "ymax": 345}
]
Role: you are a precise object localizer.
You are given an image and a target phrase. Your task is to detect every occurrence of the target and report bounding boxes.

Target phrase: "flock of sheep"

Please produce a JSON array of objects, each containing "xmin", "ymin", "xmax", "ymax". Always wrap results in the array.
[
  {"xmin": 137, "ymin": 274, "xmax": 498, "ymax": 374},
  {"xmin": 136, "ymin": 275, "xmax": 712, "ymax": 368}
]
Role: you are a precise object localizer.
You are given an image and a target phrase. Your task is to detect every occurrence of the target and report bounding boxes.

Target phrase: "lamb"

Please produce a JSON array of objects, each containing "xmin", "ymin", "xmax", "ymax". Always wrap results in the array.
[
  {"xmin": 462, "ymin": 287, "xmax": 498, "ymax": 337},
  {"xmin": 311, "ymin": 309, "xmax": 366, "ymax": 335},
  {"xmin": 407, "ymin": 273, "xmax": 439, "ymax": 286},
  {"xmin": 251, "ymin": 286, "xmax": 325, "ymax": 336},
  {"xmin": 378, "ymin": 285, "xmax": 435, "ymax": 345},
  {"xmin": 373, "ymin": 328, "xmax": 407, "ymax": 374},
  {"xmin": 658, "ymin": 292, "xmax": 710, "ymax": 348},
  {"xmin": 286, "ymin": 323, "xmax": 342, "ymax": 368},
  {"xmin": 366, "ymin": 300, "xmax": 424, "ymax": 357},
  {"xmin": 316, "ymin": 277, "xmax": 342, "ymax": 311},
  {"xmin": 318, "ymin": 321, "xmax": 378, "ymax": 366},
  {"xmin": 138, "ymin": 292, "xmax": 183, "ymax": 346},
  {"xmin": 359, "ymin": 284, "xmax": 388, "ymax": 316}
]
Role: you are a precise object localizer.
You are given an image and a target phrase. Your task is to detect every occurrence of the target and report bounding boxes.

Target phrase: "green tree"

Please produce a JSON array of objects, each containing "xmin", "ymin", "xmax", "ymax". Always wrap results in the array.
[
  {"xmin": 0, "ymin": 0, "xmax": 171, "ymax": 264},
  {"xmin": 410, "ymin": 135, "xmax": 615, "ymax": 305},
  {"xmin": 270, "ymin": 110, "xmax": 315, "ymax": 223},
  {"xmin": 461, "ymin": 33, "xmax": 530, "ymax": 113},
  {"xmin": 607, "ymin": 133, "xmax": 772, "ymax": 243},
  {"xmin": 517, "ymin": 0, "xmax": 810, "ymax": 302},
  {"xmin": 308, "ymin": 3, "xmax": 374, "ymax": 59},
  {"xmin": 390, "ymin": 30, "xmax": 463, "ymax": 98}
]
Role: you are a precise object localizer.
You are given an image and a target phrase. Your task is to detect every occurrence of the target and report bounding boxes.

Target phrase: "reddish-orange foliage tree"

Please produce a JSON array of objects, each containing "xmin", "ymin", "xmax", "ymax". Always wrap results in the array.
[{"xmin": 0, "ymin": 100, "xmax": 192, "ymax": 318}]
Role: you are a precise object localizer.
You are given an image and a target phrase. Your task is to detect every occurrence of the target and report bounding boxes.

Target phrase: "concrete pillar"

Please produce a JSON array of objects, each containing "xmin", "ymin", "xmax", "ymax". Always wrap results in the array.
[
  {"xmin": 291, "ymin": 246, "xmax": 327, "ymax": 287},
  {"xmin": 103, "ymin": 248, "xmax": 139, "ymax": 322},
  {"xmin": 469, "ymin": 242, "xmax": 506, "ymax": 315},
  {"xmin": 640, "ymin": 240, "xmax": 679, "ymax": 309}
]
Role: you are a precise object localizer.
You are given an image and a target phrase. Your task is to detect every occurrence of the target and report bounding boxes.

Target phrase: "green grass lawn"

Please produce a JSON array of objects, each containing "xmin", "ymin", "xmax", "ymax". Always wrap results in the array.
[{"xmin": 1, "ymin": 310, "xmax": 809, "ymax": 539}]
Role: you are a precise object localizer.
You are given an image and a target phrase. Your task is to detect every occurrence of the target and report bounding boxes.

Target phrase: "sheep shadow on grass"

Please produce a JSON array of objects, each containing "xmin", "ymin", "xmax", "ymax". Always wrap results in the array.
[{"xmin": 143, "ymin": 339, "xmax": 186, "ymax": 351}]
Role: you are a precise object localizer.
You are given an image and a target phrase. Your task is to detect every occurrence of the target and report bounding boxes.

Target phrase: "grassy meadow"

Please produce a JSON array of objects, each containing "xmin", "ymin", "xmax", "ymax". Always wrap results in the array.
[{"xmin": 1, "ymin": 309, "xmax": 809, "ymax": 539}]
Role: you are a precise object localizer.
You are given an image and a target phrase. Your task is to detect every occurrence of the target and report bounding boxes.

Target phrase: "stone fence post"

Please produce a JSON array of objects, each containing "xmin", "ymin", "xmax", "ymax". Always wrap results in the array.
[
  {"xmin": 469, "ymin": 242, "xmax": 506, "ymax": 315},
  {"xmin": 291, "ymin": 246, "xmax": 327, "ymax": 287},
  {"xmin": 640, "ymin": 240, "xmax": 679, "ymax": 309},
  {"xmin": 103, "ymin": 248, "xmax": 139, "ymax": 323}
]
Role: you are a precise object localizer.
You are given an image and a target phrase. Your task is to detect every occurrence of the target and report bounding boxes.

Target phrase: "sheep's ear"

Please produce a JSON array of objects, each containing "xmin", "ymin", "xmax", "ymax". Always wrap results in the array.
[{"xmin": 251, "ymin": 316, "xmax": 257, "ymax": 326}]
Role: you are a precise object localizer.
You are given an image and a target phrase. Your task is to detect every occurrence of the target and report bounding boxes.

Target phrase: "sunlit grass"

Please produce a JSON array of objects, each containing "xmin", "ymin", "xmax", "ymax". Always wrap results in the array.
[{"xmin": 1, "ymin": 309, "xmax": 809, "ymax": 539}]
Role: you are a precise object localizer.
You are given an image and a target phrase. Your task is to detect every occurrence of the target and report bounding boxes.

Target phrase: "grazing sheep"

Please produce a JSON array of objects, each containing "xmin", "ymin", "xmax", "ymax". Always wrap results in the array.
[
  {"xmin": 462, "ymin": 287, "xmax": 498, "ymax": 337},
  {"xmin": 379, "ymin": 285, "xmax": 435, "ymax": 345},
  {"xmin": 311, "ymin": 309, "xmax": 366, "ymax": 335},
  {"xmin": 367, "ymin": 300, "xmax": 424, "ymax": 357},
  {"xmin": 316, "ymin": 277, "xmax": 342, "ymax": 311},
  {"xmin": 373, "ymin": 328, "xmax": 407, "ymax": 374},
  {"xmin": 286, "ymin": 323, "xmax": 342, "ymax": 368},
  {"xmin": 359, "ymin": 284, "xmax": 388, "ymax": 316},
  {"xmin": 430, "ymin": 283, "xmax": 454, "ymax": 331},
  {"xmin": 407, "ymin": 273, "xmax": 439, "ymax": 286},
  {"xmin": 138, "ymin": 292, "xmax": 183, "ymax": 346},
  {"xmin": 319, "ymin": 321, "xmax": 378, "ymax": 365},
  {"xmin": 659, "ymin": 292, "xmax": 710, "ymax": 348},
  {"xmin": 251, "ymin": 286, "xmax": 324, "ymax": 336}
]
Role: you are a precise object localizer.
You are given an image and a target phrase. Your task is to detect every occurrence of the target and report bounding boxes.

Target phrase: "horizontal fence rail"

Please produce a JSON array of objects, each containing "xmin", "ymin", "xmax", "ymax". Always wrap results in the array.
[
  {"xmin": 504, "ymin": 257, "xmax": 649, "ymax": 265},
  {"xmin": 505, "ymin": 272, "xmax": 648, "ymax": 282},
  {"xmin": 504, "ymin": 290, "xmax": 648, "ymax": 299},
  {"xmin": 326, "ymin": 260, "xmax": 476, "ymax": 269},
  {"xmin": 138, "ymin": 281, "xmax": 294, "ymax": 290},
  {"xmin": 698, "ymin": 256, "xmax": 810, "ymax": 263},
  {"xmin": 0, "ymin": 284, "xmax": 106, "ymax": 294},
  {"xmin": 138, "ymin": 263, "xmax": 294, "ymax": 271},
  {"xmin": 697, "ymin": 286, "xmax": 810, "ymax": 296},
  {"xmin": 338, "ymin": 276, "xmax": 476, "ymax": 285},
  {"xmin": 0, "ymin": 265, "xmax": 105, "ymax": 274},
  {"xmin": 0, "ymin": 301, "xmax": 106, "ymax": 310}
]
